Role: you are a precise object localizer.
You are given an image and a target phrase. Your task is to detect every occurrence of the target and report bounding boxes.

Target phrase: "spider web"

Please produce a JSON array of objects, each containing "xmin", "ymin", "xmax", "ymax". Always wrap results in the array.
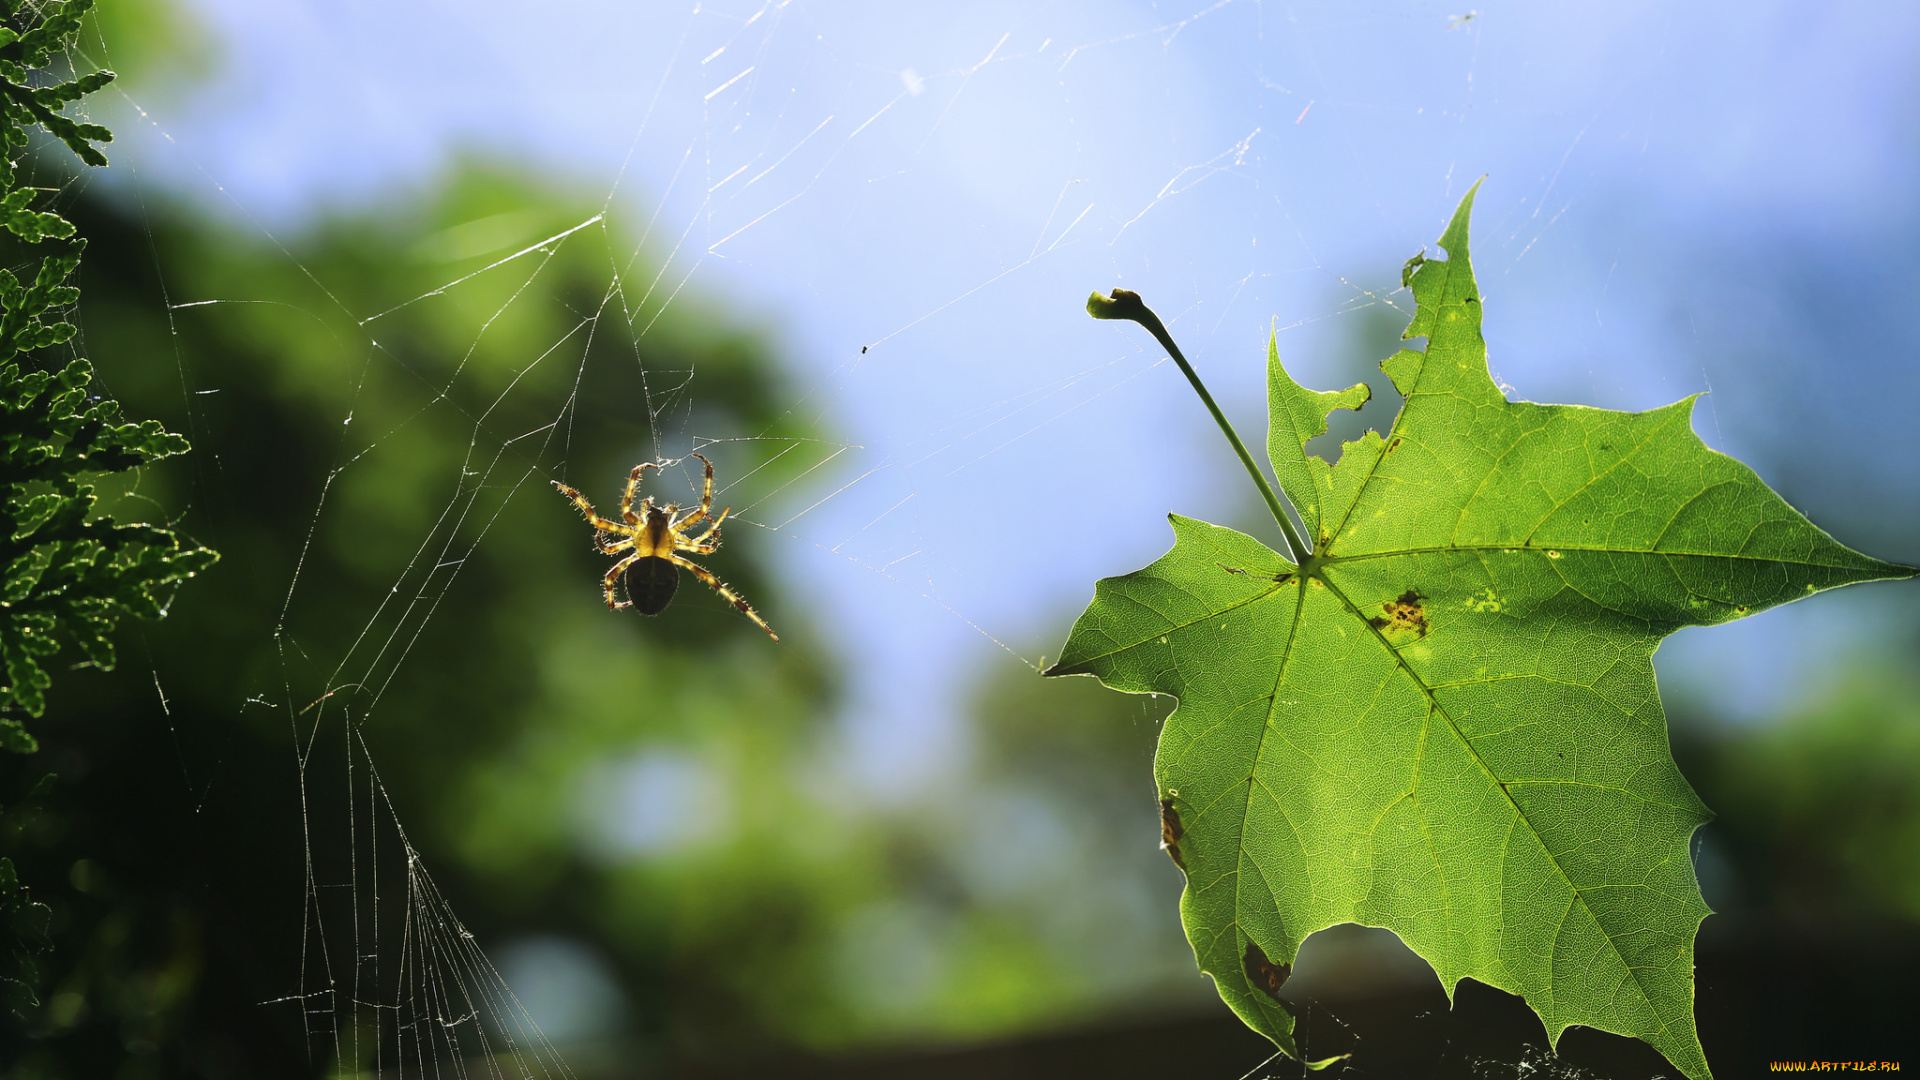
[{"xmin": 63, "ymin": 0, "xmax": 1920, "ymax": 1074}]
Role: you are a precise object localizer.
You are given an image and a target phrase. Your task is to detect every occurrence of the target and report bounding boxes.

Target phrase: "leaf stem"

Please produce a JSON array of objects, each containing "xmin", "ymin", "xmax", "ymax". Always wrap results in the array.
[{"xmin": 1087, "ymin": 289, "xmax": 1311, "ymax": 565}]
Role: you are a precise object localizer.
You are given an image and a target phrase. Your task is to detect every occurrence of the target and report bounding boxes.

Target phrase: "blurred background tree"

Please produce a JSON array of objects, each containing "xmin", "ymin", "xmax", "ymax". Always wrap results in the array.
[
  {"xmin": 0, "ymin": 160, "xmax": 1216, "ymax": 1079},
  {"xmin": 4, "ymin": 162, "xmax": 845, "ymax": 1071}
]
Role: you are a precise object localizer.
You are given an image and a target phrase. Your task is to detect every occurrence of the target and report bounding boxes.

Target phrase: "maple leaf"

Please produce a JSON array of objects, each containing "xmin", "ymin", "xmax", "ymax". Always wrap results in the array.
[{"xmin": 1046, "ymin": 182, "xmax": 1913, "ymax": 1079}]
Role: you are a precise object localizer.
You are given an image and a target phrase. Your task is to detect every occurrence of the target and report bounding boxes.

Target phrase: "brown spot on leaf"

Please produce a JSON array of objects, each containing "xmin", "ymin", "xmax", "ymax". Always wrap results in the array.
[
  {"xmin": 1243, "ymin": 940, "xmax": 1291, "ymax": 1001},
  {"xmin": 1387, "ymin": 436, "xmax": 1402, "ymax": 453},
  {"xmin": 1159, "ymin": 800, "xmax": 1186, "ymax": 869},
  {"xmin": 1374, "ymin": 589, "xmax": 1429, "ymax": 638}
]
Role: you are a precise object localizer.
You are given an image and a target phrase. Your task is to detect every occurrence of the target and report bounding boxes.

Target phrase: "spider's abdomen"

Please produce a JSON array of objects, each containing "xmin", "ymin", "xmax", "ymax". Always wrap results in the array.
[{"xmin": 624, "ymin": 555, "xmax": 680, "ymax": 615}]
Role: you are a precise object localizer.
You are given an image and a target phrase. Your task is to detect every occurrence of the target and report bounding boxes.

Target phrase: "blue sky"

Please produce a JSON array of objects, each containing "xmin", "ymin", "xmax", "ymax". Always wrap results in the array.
[{"xmin": 100, "ymin": 0, "xmax": 1920, "ymax": 789}]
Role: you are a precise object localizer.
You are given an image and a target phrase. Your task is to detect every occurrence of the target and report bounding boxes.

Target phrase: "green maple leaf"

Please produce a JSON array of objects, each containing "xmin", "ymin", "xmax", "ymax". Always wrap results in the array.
[{"xmin": 1046, "ymin": 182, "xmax": 1913, "ymax": 1079}]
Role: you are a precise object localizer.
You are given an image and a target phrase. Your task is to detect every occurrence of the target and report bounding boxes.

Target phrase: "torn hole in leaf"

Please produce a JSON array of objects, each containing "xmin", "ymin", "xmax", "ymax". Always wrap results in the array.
[
  {"xmin": 1400, "ymin": 249, "xmax": 1426, "ymax": 288},
  {"xmin": 1303, "ymin": 306, "xmax": 1408, "ymax": 465},
  {"xmin": 1283, "ymin": 924, "xmax": 1434, "ymax": 1000},
  {"xmin": 1243, "ymin": 938, "xmax": 1292, "ymax": 1001}
]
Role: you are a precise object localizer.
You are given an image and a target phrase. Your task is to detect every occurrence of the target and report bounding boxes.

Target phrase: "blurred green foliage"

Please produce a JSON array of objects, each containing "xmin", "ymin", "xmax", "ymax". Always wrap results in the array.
[
  {"xmin": 0, "ymin": 160, "xmax": 1214, "ymax": 1076},
  {"xmin": 0, "ymin": 161, "xmax": 852, "ymax": 1072},
  {"xmin": 79, "ymin": 0, "xmax": 214, "ymax": 100},
  {"xmin": 1693, "ymin": 653, "xmax": 1920, "ymax": 926}
]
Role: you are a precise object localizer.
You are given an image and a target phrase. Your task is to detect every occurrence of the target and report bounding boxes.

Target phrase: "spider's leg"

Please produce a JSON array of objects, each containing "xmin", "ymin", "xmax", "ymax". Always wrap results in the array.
[
  {"xmin": 663, "ymin": 551, "xmax": 777, "ymax": 641},
  {"xmin": 596, "ymin": 535, "xmax": 636, "ymax": 556},
  {"xmin": 680, "ymin": 505, "xmax": 730, "ymax": 553},
  {"xmin": 553, "ymin": 480, "xmax": 636, "ymax": 538},
  {"xmin": 674, "ymin": 452, "xmax": 718, "ymax": 531},
  {"xmin": 553, "ymin": 480, "xmax": 601, "ymax": 521},
  {"xmin": 621, "ymin": 462, "xmax": 662, "ymax": 524},
  {"xmin": 602, "ymin": 552, "xmax": 642, "ymax": 610}
]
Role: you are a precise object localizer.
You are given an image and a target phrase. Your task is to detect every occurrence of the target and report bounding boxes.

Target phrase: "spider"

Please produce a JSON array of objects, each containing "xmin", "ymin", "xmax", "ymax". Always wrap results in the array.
[{"xmin": 552, "ymin": 452, "xmax": 778, "ymax": 641}]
